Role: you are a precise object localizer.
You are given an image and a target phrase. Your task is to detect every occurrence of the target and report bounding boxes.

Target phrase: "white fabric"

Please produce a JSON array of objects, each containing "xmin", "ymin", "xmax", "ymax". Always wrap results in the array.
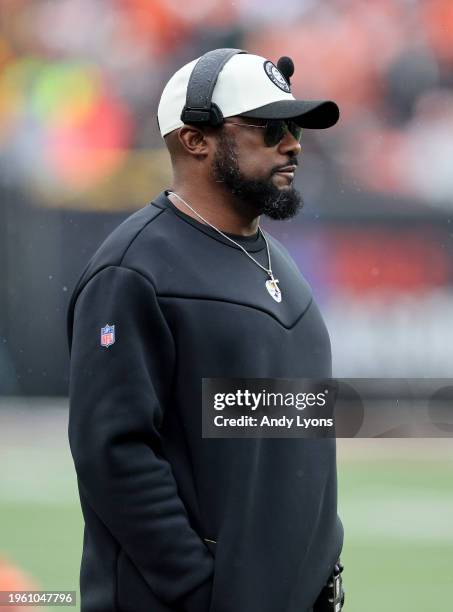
[{"xmin": 157, "ymin": 53, "xmax": 295, "ymax": 138}]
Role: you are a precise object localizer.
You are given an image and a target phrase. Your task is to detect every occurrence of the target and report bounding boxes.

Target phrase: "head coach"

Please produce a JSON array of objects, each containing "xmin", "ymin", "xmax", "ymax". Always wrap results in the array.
[{"xmin": 67, "ymin": 49, "xmax": 345, "ymax": 612}]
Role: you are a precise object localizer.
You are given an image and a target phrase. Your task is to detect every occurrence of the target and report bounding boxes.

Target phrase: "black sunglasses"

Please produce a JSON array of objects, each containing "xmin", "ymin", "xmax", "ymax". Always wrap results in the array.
[{"xmin": 224, "ymin": 119, "xmax": 302, "ymax": 147}]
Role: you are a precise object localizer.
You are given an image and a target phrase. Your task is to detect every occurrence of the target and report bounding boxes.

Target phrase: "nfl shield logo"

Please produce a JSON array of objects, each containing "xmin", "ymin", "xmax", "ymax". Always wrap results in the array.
[{"xmin": 100, "ymin": 324, "xmax": 115, "ymax": 348}]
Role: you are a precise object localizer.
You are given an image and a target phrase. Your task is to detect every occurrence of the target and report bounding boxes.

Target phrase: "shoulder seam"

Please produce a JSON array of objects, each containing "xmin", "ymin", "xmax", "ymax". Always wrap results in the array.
[
  {"xmin": 81, "ymin": 264, "xmax": 158, "ymax": 294},
  {"xmin": 117, "ymin": 205, "xmax": 165, "ymax": 266}
]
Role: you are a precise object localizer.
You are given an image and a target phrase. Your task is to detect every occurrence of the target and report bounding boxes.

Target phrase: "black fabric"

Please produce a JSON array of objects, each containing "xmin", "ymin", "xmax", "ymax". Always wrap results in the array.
[
  {"xmin": 67, "ymin": 191, "xmax": 343, "ymax": 612},
  {"xmin": 240, "ymin": 99, "xmax": 340, "ymax": 129},
  {"xmin": 181, "ymin": 48, "xmax": 246, "ymax": 125}
]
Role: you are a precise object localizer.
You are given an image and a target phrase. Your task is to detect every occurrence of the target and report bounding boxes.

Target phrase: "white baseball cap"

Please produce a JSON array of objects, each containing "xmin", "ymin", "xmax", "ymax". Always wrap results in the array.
[{"xmin": 157, "ymin": 49, "xmax": 339, "ymax": 138}]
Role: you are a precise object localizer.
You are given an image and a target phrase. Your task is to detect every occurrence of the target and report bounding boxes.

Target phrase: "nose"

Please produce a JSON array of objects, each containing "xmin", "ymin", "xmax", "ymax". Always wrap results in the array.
[{"xmin": 278, "ymin": 131, "xmax": 302, "ymax": 157}]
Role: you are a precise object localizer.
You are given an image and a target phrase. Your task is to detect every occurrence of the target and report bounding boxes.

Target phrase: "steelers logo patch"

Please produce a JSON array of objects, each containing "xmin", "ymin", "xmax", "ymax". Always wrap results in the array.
[{"xmin": 263, "ymin": 61, "xmax": 291, "ymax": 93}]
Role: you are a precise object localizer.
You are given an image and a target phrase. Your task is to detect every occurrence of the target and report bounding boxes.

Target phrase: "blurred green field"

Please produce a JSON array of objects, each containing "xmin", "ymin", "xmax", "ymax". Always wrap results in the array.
[
  {"xmin": 337, "ymin": 443, "xmax": 453, "ymax": 612},
  {"xmin": 1, "ymin": 402, "xmax": 452, "ymax": 612}
]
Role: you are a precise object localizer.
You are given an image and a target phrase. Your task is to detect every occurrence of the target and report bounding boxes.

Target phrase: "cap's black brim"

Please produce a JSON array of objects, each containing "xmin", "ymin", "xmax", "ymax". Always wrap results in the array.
[{"xmin": 240, "ymin": 99, "xmax": 339, "ymax": 129}]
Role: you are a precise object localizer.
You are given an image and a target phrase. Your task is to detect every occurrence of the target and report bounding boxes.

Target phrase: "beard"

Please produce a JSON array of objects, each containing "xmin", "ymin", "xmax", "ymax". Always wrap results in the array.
[{"xmin": 211, "ymin": 129, "xmax": 303, "ymax": 220}]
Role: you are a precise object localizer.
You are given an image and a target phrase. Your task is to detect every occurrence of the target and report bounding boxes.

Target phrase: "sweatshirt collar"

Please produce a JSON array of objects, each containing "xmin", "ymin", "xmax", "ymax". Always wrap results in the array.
[{"xmin": 151, "ymin": 191, "xmax": 266, "ymax": 253}]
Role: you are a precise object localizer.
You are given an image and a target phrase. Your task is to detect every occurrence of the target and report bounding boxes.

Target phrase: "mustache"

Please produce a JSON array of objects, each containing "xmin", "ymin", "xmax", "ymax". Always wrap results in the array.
[{"xmin": 271, "ymin": 157, "xmax": 299, "ymax": 174}]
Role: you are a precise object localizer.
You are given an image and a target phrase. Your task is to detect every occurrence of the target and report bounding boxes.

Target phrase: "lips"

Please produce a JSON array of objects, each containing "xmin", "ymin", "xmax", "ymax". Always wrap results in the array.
[
  {"xmin": 275, "ymin": 166, "xmax": 296, "ymax": 181},
  {"xmin": 277, "ymin": 165, "xmax": 297, "ymax": 173},
  {"xmin": 274, "ymin": 165, "xmax": 296, "ymax": 179}
]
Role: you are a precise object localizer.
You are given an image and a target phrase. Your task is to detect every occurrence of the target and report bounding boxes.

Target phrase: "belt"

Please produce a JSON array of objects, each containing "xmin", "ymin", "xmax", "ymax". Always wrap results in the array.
[{"xmin": 313, "ymin": 560, "xmax": 345, "ymax": 612}]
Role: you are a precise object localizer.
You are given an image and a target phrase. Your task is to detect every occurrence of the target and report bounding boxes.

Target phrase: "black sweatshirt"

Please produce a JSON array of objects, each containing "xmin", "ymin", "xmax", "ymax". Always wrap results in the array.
[{"xmin": 67, "ymin": 191, "xmax": 343, "ymax": 612}]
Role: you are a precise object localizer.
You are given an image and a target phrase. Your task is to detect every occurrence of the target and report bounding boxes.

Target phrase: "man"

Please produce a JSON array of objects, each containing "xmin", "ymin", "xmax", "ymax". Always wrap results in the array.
[{"xmin": 67, "ymin": 49, "xmax": 343, "ymax": 612}]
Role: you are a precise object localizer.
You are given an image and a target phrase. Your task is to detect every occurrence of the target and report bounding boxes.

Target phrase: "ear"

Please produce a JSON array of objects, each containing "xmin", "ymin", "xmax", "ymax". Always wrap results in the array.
[{"xmin": 178, "ymin": 126, "xmax": 212, "ymax": 159}]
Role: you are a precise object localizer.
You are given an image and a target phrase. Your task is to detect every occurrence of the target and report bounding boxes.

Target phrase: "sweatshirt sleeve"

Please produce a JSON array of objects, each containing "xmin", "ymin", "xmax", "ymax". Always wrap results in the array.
[{"xmin": 68, "ymin": 265, "xmax": 214, "ymax": 612}]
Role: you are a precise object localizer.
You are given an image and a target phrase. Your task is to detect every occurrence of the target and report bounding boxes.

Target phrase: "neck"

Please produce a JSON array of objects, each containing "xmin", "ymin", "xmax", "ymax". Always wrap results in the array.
[{"xmin": 167, "ymin": 184, "xmax": 260, "ymax": 237}]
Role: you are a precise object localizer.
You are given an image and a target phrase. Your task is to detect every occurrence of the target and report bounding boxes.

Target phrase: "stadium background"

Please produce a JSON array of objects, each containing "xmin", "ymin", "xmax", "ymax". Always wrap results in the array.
[{"xmin": 1, "ymin": 1, "xmax": 452, "ymax": 610}]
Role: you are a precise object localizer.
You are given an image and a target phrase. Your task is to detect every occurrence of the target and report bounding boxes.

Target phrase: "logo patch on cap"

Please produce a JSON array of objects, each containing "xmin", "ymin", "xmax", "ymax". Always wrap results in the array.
[{"xmin": 263, "ymin": 61, "xmax": 291, "ymax": 93}]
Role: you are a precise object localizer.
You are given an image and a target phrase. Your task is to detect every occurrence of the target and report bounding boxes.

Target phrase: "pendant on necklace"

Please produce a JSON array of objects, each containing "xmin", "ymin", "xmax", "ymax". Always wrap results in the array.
[{"xmin": 266, "ymin": 276, "xmax": 282, "ymax": 303}]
